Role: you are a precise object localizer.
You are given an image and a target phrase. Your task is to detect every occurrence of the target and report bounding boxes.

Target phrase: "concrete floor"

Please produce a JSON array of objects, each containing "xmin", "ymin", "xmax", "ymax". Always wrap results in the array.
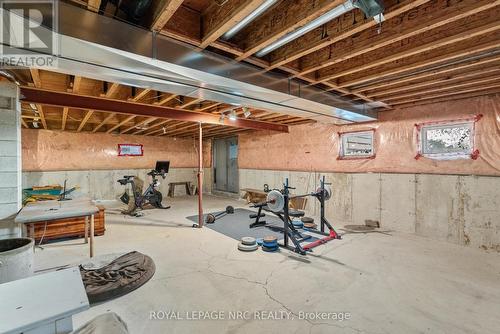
[{"xmin": 33, "ymin": 195, "xmax": 500, "ymax": 334}]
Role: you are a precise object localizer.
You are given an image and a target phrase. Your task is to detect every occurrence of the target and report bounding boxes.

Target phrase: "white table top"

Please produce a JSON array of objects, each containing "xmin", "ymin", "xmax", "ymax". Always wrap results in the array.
[
  {"xmin": 0, "ymin": 267, "xmax": 89, "ymax": 334},
  {"xmin": 15, "ymin": 198, "xmax": 99, "ymax": 224}
]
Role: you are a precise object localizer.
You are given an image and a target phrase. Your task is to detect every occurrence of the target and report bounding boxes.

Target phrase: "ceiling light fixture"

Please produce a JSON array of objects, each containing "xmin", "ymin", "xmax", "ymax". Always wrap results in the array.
[
  {"xmin": 219, "ymin": 113, "xmax": 225, "ymax": 123},
  {"xmin": 229, "ymin": 110, "xmax": 237, "ymax": 121},
  {"xmin": 162, "ymin": 126, "xmax": 166, "ymax": 134},
  {"xmin": 255, "ymin": 1, "xmax": 355, "ymax": 57},
  {"xmin": 223, "ymin": 0, "xmax": 278, "ymax": 40},
  {"xmin": 29, "ymin": 103, "xmax": 37, "ymax": 110},
  {"xmin": 243, "ymin": 107, "xmax": 251, "ymax": 118}
]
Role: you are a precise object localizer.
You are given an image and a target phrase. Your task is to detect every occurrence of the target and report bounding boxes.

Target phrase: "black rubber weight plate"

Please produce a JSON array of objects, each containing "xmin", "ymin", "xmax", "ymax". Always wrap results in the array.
[
  {"xmin": 80, "ymin": 251, "xmax": 155, "ymax": 304},
  {"xmin": 238, "ymin": 242, "xmax": 259, "ymax": 251}
]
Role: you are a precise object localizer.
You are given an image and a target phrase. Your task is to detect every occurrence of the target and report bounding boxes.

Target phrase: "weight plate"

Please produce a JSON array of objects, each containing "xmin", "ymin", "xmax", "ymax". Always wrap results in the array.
[
  {"xmin": 303, "ymin": 222, "xmax": 318, "ymax": 229},
  {"xmin": 241, "ymin": 237, "xmax": 257, "ymax": 246},
  {"xmin": 324, "ymin": 185, "xmax": 332, "ymax": 200},
  {"xmin": 262, "ymin": 245, "xmax": 279, "ymax": 252},
  {"xmin": 238, "ymin": 242, "xmax": 259, "ymax": 252},
  {"xmin": 316, "ymin": 185, "xmax": 332, "ymax": 201},
  {"xmin": 263, "ymin": 241, "xmax": 278, "ymax": 248},
  {"xmin": 205, "ymin": 214, "xmax": 216, "ymax": 224},
  {"xmin": 301, "ymin": 217, "xmax": 314, "ymax": 224},
  {"xmin": 266, "ymin": 190, "xmax": 284, "ymax": 212},
  {"xmin": 263, "ymin": 236, "xmax": 278, "ymax": 243}
]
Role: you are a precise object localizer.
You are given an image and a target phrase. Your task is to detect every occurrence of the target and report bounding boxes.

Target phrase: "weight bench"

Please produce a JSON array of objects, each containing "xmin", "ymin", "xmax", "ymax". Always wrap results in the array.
[{"xmin": 249, "ymin": 203, "xmax": 311, "ymax": 242}]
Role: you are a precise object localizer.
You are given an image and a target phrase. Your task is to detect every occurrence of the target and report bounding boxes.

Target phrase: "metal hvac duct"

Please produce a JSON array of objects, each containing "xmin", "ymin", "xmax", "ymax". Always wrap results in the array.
[{"xmin": 2, "ymin": 2, "xmax": 382, "ymax": 123}]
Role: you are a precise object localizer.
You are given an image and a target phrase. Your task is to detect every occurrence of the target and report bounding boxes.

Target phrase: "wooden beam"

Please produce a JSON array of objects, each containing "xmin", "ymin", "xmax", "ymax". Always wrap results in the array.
[
  {"xmin": 382, "ymin": 76, "xmax": 500, "ymax": 102},
  {"xmin": 134, "ymin": 119, "xmax": 173, "ymax": 135},
  {"xmin": 20, "ymin": 118, "xmax": 28, "ymax": 128},
  {"xmin": 20, "ymin": 87, "xmax": 289, "ymax": 132},
  {"xmin": 61, "ymin": 107, "xmax": 68, "ymax": 130},
  {"xmin": 200, "ymin": 0, "xmax": 266, "ymax": 49},
  {"xmin": 77, "ymin": 110, "xmax": 94, "ymax": 132},
  {"xmin": 92, "ymin": 113, "xmax": 116, "ymax": 133},
  {"xmin": 337, "ymin": 40, "xmax": 500, "ymax": 88},
  {"xmin": 148, "ymin": 121, "xmax": 187, "ymax": 136},
  {"xmin": 297, "ymin": 0, "xmax": 500, "ymax": 77},
  {"xmin": 35, "ymin": 104, "xmax": 47, "ymax": 129},
  {"xmin": 72, "ymin": 76, "xmax": 82, "ymax": 93},
  {"xmin": 29, "ymin": 68, "xmax": 41, "ymax": 87},
  {"xmin": 106, "ymin": 115, "xmax": 136, "ymax": 134},
  {"xmin": 120, "ymin": 117, "xmax": 157, "ymax": 134},
  {"xmin": 352, "ymin": 55, "xmax": 500, "ymax": 94},
  {"xmin": 316, "ymin": 20, "xmax": 500, "ymax": 84},
  {"xmin": 179, "ymin": 98, "xmax": 202, "ymax": 109},
  {"xmin": 160, "ymin": 123, "xmax": 198, "ymax": 136},
  {"xmin": 369, "ymin": 67, "xmax": 500, "ymax": 98},
  {"xmin": 103, "ymin": 82, "xmax": 120, "ymax": 98},
  {"xmin": 155, "ymin": 94, "xmax": 178, "ymax": 106},
  {"xmin": 267, "ymin": 0, "xmax": 429, "ymax": 71},
  {"xmin": 150, "ymin": 0, "xmax": 185, "ymax": 31},
  {"xmin": 235, "ymin": 0, "xmax": 345, "ymax": 61},
  {"xmin": 129, "ymin": 88, "xmax": 151, "ymax": 102},
  {"xmin": 394, "ymin": 88, "xmax": 500, "ymax": 109},
  {"xmin": 195, "ymin": 102, "xmax": 221, "ymax": 112},
  {"xmin": 28, "ymin": 70, "xmax": 48, "ymax": 129},
  {"xmin": 390, "ymin": 82, "xmax": 500, "ymax": 105},
  {"xmin": 87, "ymin": 0, "xmax": 101, "ymax": 12}
]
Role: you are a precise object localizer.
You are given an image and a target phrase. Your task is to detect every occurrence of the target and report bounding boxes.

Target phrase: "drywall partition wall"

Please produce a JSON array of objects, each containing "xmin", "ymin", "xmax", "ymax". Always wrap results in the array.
[
  {"xmin": 239, "ymin": 94, "xmax": 500, "ymax": 176},
  {"xmin": 239, "ymin": 169, "xmax": 500, "ymax": 251},
  {"xmin": 0, "ymin": 82, "xmax": 21, "ymax": 238},
  {"xmin": 22, "ymin": 129, "xmax": 212, "ymax": 171}
]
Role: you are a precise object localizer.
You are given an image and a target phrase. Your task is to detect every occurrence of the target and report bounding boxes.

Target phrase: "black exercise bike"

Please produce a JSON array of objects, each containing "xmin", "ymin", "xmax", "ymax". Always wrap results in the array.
[{"xmin": 118, "ymin": 163, "xmax": 171, "ymax": 215}]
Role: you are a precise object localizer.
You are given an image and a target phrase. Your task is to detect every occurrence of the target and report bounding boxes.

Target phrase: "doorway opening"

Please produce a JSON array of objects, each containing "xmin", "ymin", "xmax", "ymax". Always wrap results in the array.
[{"xmin": 213, "ymin": 137, "xmax": 239, "ymax": 194}]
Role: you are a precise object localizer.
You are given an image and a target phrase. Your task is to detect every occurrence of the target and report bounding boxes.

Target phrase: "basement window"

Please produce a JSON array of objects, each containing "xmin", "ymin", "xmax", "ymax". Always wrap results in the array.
[
  {"xmin": 339, "ymin": 130, "xmax": 375, "ymax": 159},
  {"xmin": 416, "ymin": 118, "xmax": 479, "ymax": 160}
]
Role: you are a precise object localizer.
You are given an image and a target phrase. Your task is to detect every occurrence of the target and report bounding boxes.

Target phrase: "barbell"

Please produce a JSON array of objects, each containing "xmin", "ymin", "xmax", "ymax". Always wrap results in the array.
[
  {"xmin": 205, "ymin": 205, "xmax": 235, "ymax": 224},
  {"xmin": 265, "ymin": 185, "xmax": 332, "ymax": 213}
]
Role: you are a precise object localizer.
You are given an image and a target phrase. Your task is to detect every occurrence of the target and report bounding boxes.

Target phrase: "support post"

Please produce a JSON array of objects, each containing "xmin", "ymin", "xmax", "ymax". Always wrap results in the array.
[{"xmin": 197, "ymin": 123, "xmax": 203, "ymax": 228}]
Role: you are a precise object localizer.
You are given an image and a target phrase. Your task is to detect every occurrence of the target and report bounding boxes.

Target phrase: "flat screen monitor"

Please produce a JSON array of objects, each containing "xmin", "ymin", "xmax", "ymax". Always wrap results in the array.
[{"xmin": 155, "ymin": 161, "xmax": 170, "ymax": 174}]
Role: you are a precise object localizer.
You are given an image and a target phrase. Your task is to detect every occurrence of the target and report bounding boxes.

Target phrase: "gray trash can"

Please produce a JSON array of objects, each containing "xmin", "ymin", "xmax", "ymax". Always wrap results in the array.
[{"xmin": 0, "ymin": 238, "xmax": 34, "ymax": 283}]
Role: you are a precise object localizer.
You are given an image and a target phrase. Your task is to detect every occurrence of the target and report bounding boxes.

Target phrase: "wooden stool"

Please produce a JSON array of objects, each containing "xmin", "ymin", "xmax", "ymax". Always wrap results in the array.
[{"xmin": 168, "ymin": 181, "xmax": 192, "ymax": 197}]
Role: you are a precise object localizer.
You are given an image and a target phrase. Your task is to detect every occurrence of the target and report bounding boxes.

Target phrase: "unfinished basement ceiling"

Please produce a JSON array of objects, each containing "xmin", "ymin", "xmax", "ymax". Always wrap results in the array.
[
  {"xmin": 3, "ymin": 0, "xmax": 500, "ymax": 137},
  {"xmin": 13, "ymin": 69, "xmax": 314, "ymax": 138}
]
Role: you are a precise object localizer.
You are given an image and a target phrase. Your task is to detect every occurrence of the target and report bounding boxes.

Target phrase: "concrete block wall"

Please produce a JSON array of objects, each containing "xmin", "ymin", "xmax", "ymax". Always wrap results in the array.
[
  {"xmin": 0, "ymin": 82, "xmax": 21, "ymax": 239},
  {"xmin": 22, "ymin": 168, "xmax": 212, "ymax": 201},
  {"xmin": 239, "ymin": 169, "xmax": 500, "ymax": 251}
]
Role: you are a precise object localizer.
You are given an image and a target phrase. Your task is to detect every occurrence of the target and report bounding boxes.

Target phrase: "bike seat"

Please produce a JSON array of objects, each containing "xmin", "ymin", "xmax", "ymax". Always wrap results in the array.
[{"xmin": 123, "ymin": 175, "xmax": 135, "ymax": 179}]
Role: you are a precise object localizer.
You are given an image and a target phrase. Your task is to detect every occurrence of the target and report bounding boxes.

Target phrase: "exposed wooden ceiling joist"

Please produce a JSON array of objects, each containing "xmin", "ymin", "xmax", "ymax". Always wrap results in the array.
[
  {"xmin": 200, "ymin": 0, "xmax": 267, "ymax": 49},
  {"xmin": 295, "ymin": 0, "xmax": 499, "ymax": 77},
  {"xmin": 234, "ymin": 0, "xmax": 346, "ymax": 61},
  {"xmin": 149, "ymin": 0, "xmax": 185, "ymax": 31},
  {"xmin": 20, "ymin": 87, "xmax": 289, "ymax": 133},
  {"xmin": 337, "ymin": 40, "xmax": 500, "ymax": 89},
  {"xmin": 315, "ymin": 20, "xmax": 500, "ymax": 84},
  {"xmin": 266, "ymin": 0, "xmax": 430, "ymax": 71}
]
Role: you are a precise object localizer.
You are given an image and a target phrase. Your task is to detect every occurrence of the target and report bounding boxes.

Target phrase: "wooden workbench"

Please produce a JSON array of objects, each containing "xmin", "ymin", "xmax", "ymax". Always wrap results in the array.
[{"xmin": 15, "ymin": 198, "xmax": 100, "ymax": 258}]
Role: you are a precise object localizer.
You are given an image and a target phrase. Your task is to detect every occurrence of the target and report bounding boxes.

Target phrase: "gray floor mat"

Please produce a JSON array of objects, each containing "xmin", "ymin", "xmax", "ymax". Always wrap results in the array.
[{"xmin": 186, "ymin": 208, "xmax": 284, "ymax": 241}]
